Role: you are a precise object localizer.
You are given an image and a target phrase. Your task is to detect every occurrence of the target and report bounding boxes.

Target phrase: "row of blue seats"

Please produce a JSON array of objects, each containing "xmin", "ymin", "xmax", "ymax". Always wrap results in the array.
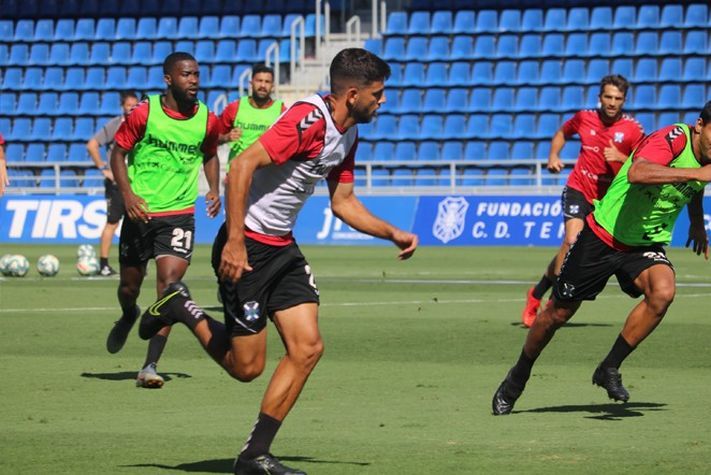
[
  {"xmin": 1, "ymin": 0, "xmax": 317, "ymax": 19},
  {"xmin": 6, "ymin": 168, "xmax": 105, "ymax": 189},
  {"xmin": 2, "ymin": 14, "xmax": 319, "ymax": 43},
  {"xmin": 384, "ymin": 58, "xmax": 710, "ymax": 88},
  {"xmin": 3, "ymin": 117, "xmax": 116, "ymax": 142},
  {"xmin": 5, "ymin": 143, "xmax": 93, "ymax": 163},
  {"xmin": 2, "ymin": 38, "xmax": 292, "ymax": 67},
  {"xmin": 373, "ymin": 30, "xmax": 709, "ymax": 62},
  {"xmin": 386, "ymin": 5, "xmax": 710, "ymax": 36},
  {"xmin": 2, "ymin": 64, "xmax": 252, "ymax": 92}
]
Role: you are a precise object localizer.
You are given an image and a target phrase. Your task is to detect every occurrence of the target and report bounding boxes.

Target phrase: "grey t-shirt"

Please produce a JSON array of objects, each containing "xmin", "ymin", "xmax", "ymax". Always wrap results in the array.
[{"xmin": 92, "ymin": 115, "xmax": 124, "ymax": 155}]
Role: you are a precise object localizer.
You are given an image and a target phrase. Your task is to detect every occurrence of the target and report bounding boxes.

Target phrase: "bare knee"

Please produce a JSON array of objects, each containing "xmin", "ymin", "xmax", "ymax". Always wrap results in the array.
[
  {"xmin": 118, "ymin": 281, "xmax": 140, "ymax": 301},
  {"xmin": 288, "ymin": 339, "xmax": 325, "ymax": 373},
  {"xmin": 538, "ymin": 301, "xmax": 575, "ymax": 328},
  {"xmin": 228, "ymin": 360, "xmax": 265, "ymax": 382},
  {"xmin": 646, "ymin": 286, "xmax": 675, "ymax": 317}
]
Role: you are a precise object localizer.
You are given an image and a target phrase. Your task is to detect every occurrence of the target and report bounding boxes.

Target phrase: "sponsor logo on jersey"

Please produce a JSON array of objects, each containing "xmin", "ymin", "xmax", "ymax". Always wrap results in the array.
[
  {"xmin": 614, "ymin": 132, "xmax": 624, "ymax": 143},
  {"xmin": 243, "ymin": 301, "xmax": 260, "ymax": 322},
  {"xmin": 146, "ymin": 133, "xmax": 201, "ymax": 155},
  {"xmin": 665, "ymin": 126, "xmax": 685, "ymax": 147},
  {"xmin": 432, "ymin": 196, "xmax": 468, "ymax": 243}
]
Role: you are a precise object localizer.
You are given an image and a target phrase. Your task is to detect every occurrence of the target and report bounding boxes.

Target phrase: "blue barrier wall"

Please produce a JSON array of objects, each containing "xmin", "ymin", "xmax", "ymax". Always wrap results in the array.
[{"xmin": 1, "ymin": 194, "xmax": 708, "ymax": 247}]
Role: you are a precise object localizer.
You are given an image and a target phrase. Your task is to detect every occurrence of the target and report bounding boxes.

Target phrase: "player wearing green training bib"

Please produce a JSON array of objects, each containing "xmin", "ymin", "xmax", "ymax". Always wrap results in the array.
[
  {"xmin": 106, "ymin": 52, "xmax": 222, "ymax": 389},
  {"xmin": 494, "ymin": 101, "xmax": 711, "ymax": 416}
]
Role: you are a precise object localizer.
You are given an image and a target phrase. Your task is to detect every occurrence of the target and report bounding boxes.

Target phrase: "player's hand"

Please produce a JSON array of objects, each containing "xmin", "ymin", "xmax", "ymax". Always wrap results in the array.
[
  {"xmin": 604, "ymin": 140, "xmax": 624, "ymax": 163},
  {"xmin": 686, "ymin": 222, "xmax": 709, "ymax": 259},
  {"xmin": 101, "ymin": 168, "xmax": 115, "ymax": 182},
  {"xmin": 547, "ymin": 155, "xmax": 564, "ymax": 173},
  {"xmin": 392, "ymin": 229, "xmax": 418, "ymax": 260},
  {"xmin": 205, "ymin": 190, "xmax": 221, "ymax": 218},
  {"xmin": 124, "ymin": 192, "xmax": 150, "ymax": 223},
  {"xmin": 219, "ymin": 239, "xmax": 253, "ymax": 281},
  {"xmin": 228, "ymin": 127, "xmax": 242, "ymax": 142},
  {"xmin": 0, "ymin": 166, "xmax": 8, "ymax": 196}
]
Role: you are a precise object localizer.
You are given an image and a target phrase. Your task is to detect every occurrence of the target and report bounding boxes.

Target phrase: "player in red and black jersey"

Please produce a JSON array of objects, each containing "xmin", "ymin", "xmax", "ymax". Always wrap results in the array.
[
  {"xmin": 521, "ymin": 75, "xmax": 645, "ymax": 327},
  {"xmin": 0, "ymin": 132, "xmax": 7, "ymax": 196}
]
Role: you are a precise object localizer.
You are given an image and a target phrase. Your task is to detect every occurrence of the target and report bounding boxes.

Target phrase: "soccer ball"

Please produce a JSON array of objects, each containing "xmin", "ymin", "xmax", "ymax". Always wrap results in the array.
[
  {"xmin": 0, "ymin": 254, "xmax": 12, "ymax": 275},
  {"xmin": 77, "ymin": 244, "xmax": 96, "ymax": 259},
  {"xmin": 5, "ymin": 254, "xmax": 30, "ymax": 277},
  {"xmin": 37, "ymin": 254, "xmax": 60, "ymax": 277},
  {"xmin": 76, "ymin": 256, "xmax": 100, "ymax": 276}
]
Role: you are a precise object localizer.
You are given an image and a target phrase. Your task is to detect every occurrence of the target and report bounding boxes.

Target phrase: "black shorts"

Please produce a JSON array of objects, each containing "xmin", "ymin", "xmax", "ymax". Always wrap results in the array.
[
  {"xmin": 211, "ymin": 224, "xmax": 320, "ymax": 336},
  {"xmin": 105, "ymin": 179, "xmax": 125, "ymax": 224},
  {"xmin": 119, "ymin": 214, "xmax": 195, "ymax": 266},
  {"xmin": 554, "ymin": 223, "xmax": 673, "ymax": 302},
  {"xmin": 561, "ymin": 186, "xmax": 593, "ymax": 222}
]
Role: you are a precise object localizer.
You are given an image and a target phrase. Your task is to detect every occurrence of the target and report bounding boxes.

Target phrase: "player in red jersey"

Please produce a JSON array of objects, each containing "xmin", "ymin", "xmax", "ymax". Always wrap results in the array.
[
  {"xmin": 138, "ymin": 48, "xmax": 418, "ymax": 475},
  {"xmin": 521, "ymin": 75, "xmax": 645, "ymax": 327}
]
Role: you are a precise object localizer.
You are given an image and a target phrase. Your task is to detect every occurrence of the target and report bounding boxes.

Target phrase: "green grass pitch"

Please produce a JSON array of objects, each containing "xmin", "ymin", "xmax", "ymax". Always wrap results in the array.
[{"xmin": 1, "ymin": 244, "xmax": 710, "ymax": 474}]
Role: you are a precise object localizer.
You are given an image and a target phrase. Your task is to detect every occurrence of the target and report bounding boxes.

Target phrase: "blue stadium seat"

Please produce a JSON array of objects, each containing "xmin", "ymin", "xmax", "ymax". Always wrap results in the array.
[
  {"xmin": 487, "ymin": 114, "xmax": 513, "ymax": 138},
  {"xmin": 370, "ymin": 168, "xmax": 390, "ymax": 187},
  {"xmin": 83, "ymin": 168, "xmax": 104, "ymax": 187},
  {"xmin": 125, "ymin": 67, "xmax": 147, "ymax": 90},
  {"xmin": 466, "ymin": 114, "xmax": 489, "ymax": 138},
  {"xmin": 29, "ymin": 117, "xmax": 51, "ymax": 140},
  {"xmin": 0, "ymin": 44, "xmax": 9, "ymax": 66},
  {"xmin": 37, "ymin": 93, "xmax": 58, "ymax": 116},
  {"xmin": 39, "ymin": 168, "xmax": 57, "ymax": 187},
  {"xmin": 280, "ymin": 14, "xmax": 302, "ymax": 38},
  {"xmin": 452, "ymin": 11, "xmax": 475, "ymax": 34},
  {"xmin": 587, "ymin": 33, "xmax": 611, "ymax": 60},
  {"xmin": 611, "ymin": 58, "xmax": 633, "ymax": 79},
  {"xmin": 635, "ymin": 31, "xmax": 659, "ymax": 55},
  {"xmin": 392, "ymin": 169, "xmax": 414, "ymax": 187},
  {"xmin": 0, "ymin": 118, "xmax": 9, "ymax": 139},
  {"xmin": 464, "ymin": 142, "xmax": 486, "ymax": 160},
  {"xmin": 239, "ymin": 15, "xmax": 262, "ymax": 37},
  {"xmin": 195, "ymin": 40, "xmax": 216, "ymax": 63},
  {"xmin": 493, "ymin": 61, "xmax": 516, "ymax": 86},
  {"xmin": 386, "ymin": 11, "xmax": 407, "ymax": 36},
  {"xmin": 1, "ymin": 94, "xmax": 15, "ymax": 116},
  {"xmin": 460, "ymin": 165, "xmax": 485, "ymax": 186},
  {"xmin": 561, "ymin": 86, "xmax": 584, "ymax": 111},
  {"xmin": 543, "ymin": 8, "xmax": 566, "ymax": 31},
  {"xmin": 379, "ymin": 90, "xmax": 399, "ymax": 115},
  {"xmin": 511, "ymin": 141, "xmax": 534, "ymax": 160},
  {"xmin": 682, "ymin": 84, "xmax": 705, "ymax": 109},
  {"xmin": 53, "ymin": 19, "xmax": 74, "ymax": 41},
  {"xmin": 613, "ymin": 6, "xmax": 636, "ymax": 29},
  {"xmin": 197, "ymin": 16, "xmax": 220, "ymax": 39},
  {"xmin": 356, "ymin": 142, "xmax": 373, "ymax": 162},
  {"xmin": 396, "ymin": 115, "xmax": 420, "ymax": 140},
  {"xmin": 385, "ymin": 63, "xmax": 402, "ymax": 87},
  {"xmin": 115, "ymin": 18, "xmax": 136, "ymax": 40},
  {"xmin": 496, "ymin": 35, "xmax": 518, "ymax": 59},
  {"xmin": 632, "ymin": 85, "xmax": 656, "ymax": 109},
  {"xmin": 153, "ymin": 41, "xmax": 174, "ymax": 64},
  {"xmin": 447, "ymin": 62, "xmax": 471, "ymax": 87},
  {"xmin": 513, "ymin": 88, "xmax": 537, "ymax": 112},
  {"xmin": 87, "ymin": 42, "xmax": 109, "ymax": 65},
  {"xmin": 130, "ymin": 41, "xmax": 151, "ymax": 65},
  {"xmin": 26, "ymin": 144, "xmax": 46, "ymax": 162},
  {"xmin": 95, "ymin": 18, "xmax": 115, "ymax": 41},
  {"xmin": 541, "ymin": 34, "xmax": 564, "ymax": 57},
  {"xmin": 34, "ymin": 19, "xmax": 54, "ymax": 41},
  {"xmin": 499, "ymin": 9, "xmax": 522, "ymax": 32},
  {"xmin": 538, "ymin": 86, "xmax": 561, "ymax": 111},
  {"xmin": 107, "ymin": 42, "xmax": 130, "ymax": 65},
  {"xmin": 51, "ymin": 118, "xmax": 73, "ymax": 141},
  {"xmin": 560, "ymin": 140, "xmax": 581, "ymax": 160},
  {"xmin": 450, "ymin": 35, "xmax": 474, "ymax": 60},
  {"xmin": 78, "ymin": 92, "xmax": 100, "ymax": 116},
  {"xmin": 417, "ymin": 141, "xmax": 440, "ymax": 161},
  {"xmin": 10, "ymin": 118, "xmax": 32, "ymax": 141},
  {"xmin": 467, "ymin": 88, "xmax": 491, "ymax": 113},
  {"xmin": 487, "ymin": 143, "xmax": 510, "ymax": 161},
  {"xmin": 396, "ymin": 89, "xmax": 422, "ymax": 114},
  {"xmin": 382, "ymin": 38, "xmax": 405, "ymax": 61},
  {"xmin": 425, "ymin": 63, "xmax": 447, "ymax": 87},
  {"xmin": 475, "ymin": 10, "xmax": 498, "ymax": 33},
  {"xmin": 684, "ymin": 30, "xmax": 708, "ymax": 55},
  {"xmin": 16, "ymin": 93, "xmax": 37, "ymax": 115},
  {"xmin": 473, "ymin": 35, "xmax": 495, "ymax": 59},
  {"xmin": 73, "ymin": 118, "xmax": 95, "ymax": 140},
  {"xmin": 147, "ymin": 67, "xmax": 165, "ymax": 89},
  {"xmin": 515, "ymin": 60, "xmax": 539, "ymax": 85},
  {"xmin": 636, "ymin": 5, "xmax": 659, "ymax": 28},
  {"xmin": 206, "ymin": 65, "xmax": 230, "ymax": 88},
  {"xmin": 657, "ymin": 112, "xmax": 681, "ymax": 129},
  {"xmin": 427, "ymin": 36, "xmax": 450, "ymax": 62},
  {"xmin": 100, "ymin": 92, "xmax": 119, "ymax": 115},
  {"xmin": 256, "ymin": 39, "xmax": 277, "ymax": 61},
  {"xmin": 585, "ymin": 59, "xmax": 608, "ymax": 84},
  {"xmin": 363, "ymin": 39, "xmax": 382, "ymax": 56},
  {"xmin": 157, "ymin": 16, "xmax": 179, "ymax": 40},
  {"xmin": 561, "ymin": 59, "xmax": 586, "ymax": 84},
  {"xmin": 583, "ymin": 86, "xmax": 598, "ymax": 109},
  {"xmin": 408, "ymin": 11, "xmax": 430, "ymax": 35},
  {"xmin": 105, "ymin": 66, "xmax": 127, "ymax": 89},
  {"xmin": 610, "ymin": 32, "xmax": 635, "ymax": 57},
  {"xmin": 47, "ymin": 144, "xmax": 67, "ymax": 162},
  {"xmin": 445, "ymin": 89, "xmax": 469, "ymax": 113},
  {"xmin": 536, "ymin": 113, "xmax": 560, "ymax": 139},
  {"xmin": 539, "ymin": 60, "xmax": 562, "ymax": 85},
  {"xmin": 218, "ymin": 15, "xmax": 240, "ymax": 39},
  {"xmin": 57, "ymin": 92, "xmax": 79, "ymax": 115},
  {"xmin": 512, "ymin": 114, "xmax": 536, "ymax": 138},
  {"xmin": 684, "ymin": 4, "xmax": 708, "ymax": 28},
  {"xmin": 658, "ymin": 58, "xmax": 682, "ymax": 82},
  {"xmin": 2, "ymin": 68, "xmax": 22, "ymax": 91},
  {"xmin": 634, "ymin": 58, "xmax": 657, "ymax": 82},
  {"xmin": 405, "ymin": 37, "xmax": 428, "ymax": 62},
  {"xmin": 660, "ymin": 4, "xmax": 683, "ymax": 28},
  {"xmin": 9, "ymin": 44, "xmax": 29, "ymax": 64},
  {"xmin": 565, "ymin": 33, "xmax": 587, "ymax": 57},
  {"xmin": 260, "ymin": 14, "xmax": 282, "ymax": 38},
  {"xmin": 430, "ymin": 11, "xmax": 453, "ymax": 35},
  {"xmin": 470, "ymin": 61, "xmax": 493, "ymax": 85},
  {"xmin": 28, "ymin": 44, "xmax": 50, "ymax": 65},
  {"xmin": 68, "ymin": 144, "xmax": 89, "ymax": 161},
  {"xmin": 136, "ymin": 18, "xmax": 157, "ymax": 40},
  {"xmin": 84, "ymin": 67, "xmax": 105, "ymax": 90},
  {"xmin": 659, "ymin": 31, "xmax": 683, "ymax": 55},
  {"xmin": 74, "ymin": 18, "xmax": 95, "ymax": 40},
  {"xmin": 566, "ymin": 7, "xmax": 589, "ymax": 30},
  {"xmin": 442, "ymin": 115, "xmax": 467, "ymax": 139},
  {"xmin": 14, "ymin": 19, "xmax": 34, "ymax": 42},
  {"xmin": 683, "ymin": 58, "xmax": 705, "ymax": 82},
  {"xmin": 216, "ymin": 40, "xmax": 238, "ymax": 63},
  {"xmin": 372, "ymin": 142, "xmax": 394, "ymax": 162},
  {"xmin": 441, "ymin": 141, "xmax": 463, "ymax": 160},
  {"xmin": 371, "ymin": 115, "xmax": 398, "ymax": 140},
  {"xmin": 520, "ymin": 9, "xmax": 543, "ymax": 32},
  {"xmin": 401, "ymin": 63, "xmax": 425, "ymax": 88}
]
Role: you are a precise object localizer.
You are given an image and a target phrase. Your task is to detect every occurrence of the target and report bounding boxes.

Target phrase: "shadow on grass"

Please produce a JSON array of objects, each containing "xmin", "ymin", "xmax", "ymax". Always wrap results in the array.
[
  {"xmin": 510, "ymin": 322, "xmax": 613, "ymax": 328},
  {"xmin": 80, "ymin": 371, "xmax": 192, "ymax": 382},
  {"xmin": 518, "ymin": 402, "xmax": 667, "ymax": 421},
  {"xmin": 124, "ymin": 455, "xmax": 370, "ymax": 473}
]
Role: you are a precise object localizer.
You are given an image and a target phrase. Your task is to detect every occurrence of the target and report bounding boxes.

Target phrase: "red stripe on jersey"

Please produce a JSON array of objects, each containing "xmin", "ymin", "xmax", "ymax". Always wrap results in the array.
[
  {"xmin": 148, "ymin": 206, "xmax": 195, "ymax": 217},
  {"xmin": 245, "ymin": 228, "xmax": 294, "ymax": 246}
]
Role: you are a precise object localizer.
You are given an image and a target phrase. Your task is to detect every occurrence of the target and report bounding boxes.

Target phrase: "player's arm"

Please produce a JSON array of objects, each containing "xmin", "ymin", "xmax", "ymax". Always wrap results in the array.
[
  {"xmin": 0, "ymin": 141, "xmax": 8, "ymax": 196},
  {"xmin": 217, "ymin": 101, "xmax": 242, "ymax": 144},
  {"xmin": 685, "ymin": 189, "xmax": 708, "ymax": 259},
  {"xmin": 547, "ymin": 128, "xmax": 567, "ymax": 173},
  {"xmin": 86, "ymin": 135, "xmax": 113, "ymax": 181},
  {"xmin": 328, "ymin": 179, "xmax": 417, "ymax": 260},
  {"xmin": 202, "ymin": 153, "xmax": 221, "ymax": 218},
  {"xmin": 218, "ymin": 141, "xmax": 273, "ymax": 281},
  {"xmin": 110, "ymin": 145, "xmax": 149, "ymax": 223},
  {"xmin": 628, "ymin": 158, "xmax": 711, "ymax": 185},
  {"xmin": 603, "ymin": 139, "xmax": 629, "ymax": 163}
]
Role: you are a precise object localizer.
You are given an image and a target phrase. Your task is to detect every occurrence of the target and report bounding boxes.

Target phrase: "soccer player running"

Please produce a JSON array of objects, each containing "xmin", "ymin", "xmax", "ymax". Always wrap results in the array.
[
  {"xmin": 493, "ymin": 101, "xmax": 711, "ymax": 415},
  {"xmin": 138, "ymin": 48, "xmax": 418, "ymax": 474},
  {"xmin": 86, "ymin": 90, "xmax": 139, "ymax": 276},
  {"xmin": 105, "ymin": 52, "xmax": 221, "ymax": 388},
  {"xmin": 521, "ymin": 75, "xmax": 645, "ymax": 327}
]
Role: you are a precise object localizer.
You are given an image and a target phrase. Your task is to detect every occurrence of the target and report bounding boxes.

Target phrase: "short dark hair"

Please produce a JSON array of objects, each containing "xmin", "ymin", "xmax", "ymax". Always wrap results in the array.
[
  {"xmin": 252, "ymin": 63, "xmax": 274, "ymax": 77},
  {"xmin": 119, "ymin": 90, "xmax": 138, "ymax": 105},
  {"xmin": 163, "ymin": 52, "xmax": 197, "ymax": 74},
  {"xmin": 599, "ymin": 74, "xmax": 629, "ymax": 97},
  {"xmin": 329, "ymin": 48, "xmax": 391, "ymax": 95},
  {"xmin": 700, "ymin": 101, "xmax": 711, "ymax": 124}
]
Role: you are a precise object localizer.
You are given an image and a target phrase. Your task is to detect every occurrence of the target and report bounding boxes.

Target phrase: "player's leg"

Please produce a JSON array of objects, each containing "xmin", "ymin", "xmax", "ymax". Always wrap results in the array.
[
  {"xmin": 100, "ymin": 182, "xmax": 123, "ymax": 276},
  {"xmin": 235, "ymin": 303, "xmax": 320, "ymax": 475}
]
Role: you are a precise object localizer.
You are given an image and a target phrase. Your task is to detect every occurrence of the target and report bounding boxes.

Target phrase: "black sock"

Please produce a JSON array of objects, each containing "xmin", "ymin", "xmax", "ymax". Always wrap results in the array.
[
  {"xmin": 166, "ymin": 295, "xmax": 207, "ymax": 331},
  {"xmin": 100, "ymin": 257, "xmax": 109, "ymax": 268},
  {"xmin": 601, "ymin": 334, "xmax": 635, "ymax": 369},
  {"xmin": 509, "ymin": 349, "xmax": 536, "ymax": 385},
  {"xmin": 142, "ymin": 334, "xmax": 168, "ymax": 368},
  {"xmin": 240, "ymin": 413, "xmax": 282, "ymax": 460},
  {"xmin": 120, "ymin": 303, "xmax": 139, "ymax": 323},
  {"xmin": 532, "ymin": 275, "xmax": 553, "ymax": 300}
]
